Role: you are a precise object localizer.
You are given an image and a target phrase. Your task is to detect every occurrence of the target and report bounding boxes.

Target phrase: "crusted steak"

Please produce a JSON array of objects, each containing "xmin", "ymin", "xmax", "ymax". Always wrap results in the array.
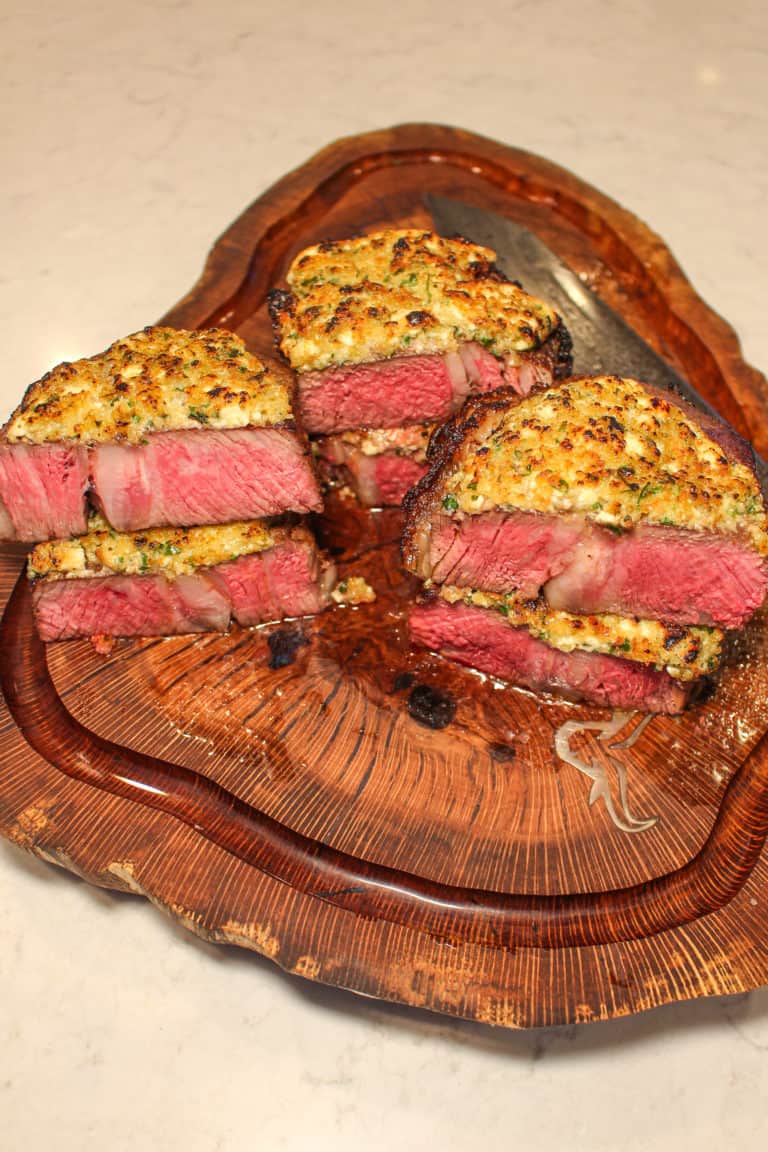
[
  {"xmin": 437, "ymin": 586, "xmax": 723, "ymax": 682},
  {"xmin": 317, "ymin": 424, "xmax": 432, "ymax": 507},
  {"xmin": 403, "ymin": 377, "xmax": 768, "ymax": 629},
  {"xmin": 0, "ymin": 327, "xmax": 322, "ymax": 541},
  {"xmin": 268, "ymin": 230, "xmax": 571, "ymax": 434},
  {"xmin": 409, "ymin": 599, "xmax": 698, "ymax": 714},
  {"xmin": 29, "ymin": 518, "xmax": 335, "ymax": 641}
]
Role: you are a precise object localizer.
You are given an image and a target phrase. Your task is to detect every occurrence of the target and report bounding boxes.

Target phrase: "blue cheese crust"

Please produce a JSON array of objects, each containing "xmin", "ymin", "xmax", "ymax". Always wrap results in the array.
[
  {"xmin": 436, "ymin": 376, "xmax": 768, "ymax": 551},
  {"xmin": 4, "ymin": 327, "xmax": 294, "ymax": 446},
  {"xmin": 28, "ymin": 516, "xmax": 279, "ymax": 581},
  {"xmin": 269, "ymin": 229, "xmax": 561, "ymax": 373}
]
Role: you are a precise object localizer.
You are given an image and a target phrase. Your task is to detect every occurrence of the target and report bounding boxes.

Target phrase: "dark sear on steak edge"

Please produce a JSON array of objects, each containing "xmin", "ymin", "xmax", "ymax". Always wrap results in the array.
[{"xmin": 403, "ymin": 377, "xmax": 768, "ymax": 629}]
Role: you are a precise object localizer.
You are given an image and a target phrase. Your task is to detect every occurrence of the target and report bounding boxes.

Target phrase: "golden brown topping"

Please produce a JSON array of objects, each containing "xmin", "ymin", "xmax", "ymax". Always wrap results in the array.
[
  {"xmin": 439, "ymin": 586, "xmax": 723, "ymax": 681},
  {"xmin": 271, "ymin": 230, "xmax": 559, "ymax": 372},
  {"xmin": 437, "ymin": 376, "xmax": 768, "ymax": 551},
  {"xmin": 28, "ymin": 516, "xmax": 279, "ymax": 581},
  {"xmin": 5, "ymin": 327, "xmax": 293, "ymax": 445}
]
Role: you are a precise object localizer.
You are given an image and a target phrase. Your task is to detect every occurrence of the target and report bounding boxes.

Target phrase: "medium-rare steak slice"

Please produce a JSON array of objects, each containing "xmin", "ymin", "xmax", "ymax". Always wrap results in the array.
[
  {"xmin": 0, "ymin": 327, "xmax": 322, "ymax": 541},
  {"xmin": 409, "ymin": 598, "xmax": 700, "ymax": 715},
  {"xmin": 416, "ymin": 512, "xmax": 766, "ymax": 628},
  {"xmin": 268, "ymin": 230, "xmax": 571, "ymax": 433},
  {"xmin": 438, "ymin": 586, "xmax": 723, "ymax": 682},
  {"xmin": 403, "ymin": 377, "xmax": 768, "ymax": 628},
  {"xmin": 0, "ymin": 442, "xmax": 90, "ymax": 542},
  {"xmin": 89, "ymin": 427, "xmax": 318, "ymax": 532},
  {"xmin": 317, "ymin": 424, "xmax": 432, "ymax": 507},
  {"xmin": 29, "ymin": 517, "xmax": 335, "ymax": 641}
]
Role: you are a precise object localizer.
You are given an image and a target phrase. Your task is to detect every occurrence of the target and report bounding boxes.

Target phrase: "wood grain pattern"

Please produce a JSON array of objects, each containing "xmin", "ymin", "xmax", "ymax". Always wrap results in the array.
[{"xmin": 1, "ymin": 124, "xmax": 768, "ymax": 1027}]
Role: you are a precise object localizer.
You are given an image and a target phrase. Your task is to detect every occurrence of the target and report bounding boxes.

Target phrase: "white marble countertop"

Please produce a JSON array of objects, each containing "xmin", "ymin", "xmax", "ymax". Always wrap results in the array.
[{"xmin": 2, "ymin": 1, "xmax": 767, "ymax": 1148}]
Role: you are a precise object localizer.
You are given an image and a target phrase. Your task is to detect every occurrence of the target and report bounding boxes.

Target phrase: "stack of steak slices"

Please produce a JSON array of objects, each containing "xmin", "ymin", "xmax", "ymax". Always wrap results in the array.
[
  {"xmin": 402, "ymin": 376, "xmax": 768, "ymax": 713},
  {"xmin": 29, "ymin": 518, "xmax": 335, "ymax": 641},
  {"xmin": 0, "ymin": 327, "xmax": 335, "ymax": 640},
  {"xmin": 269, "ymin": 230, "xmax": 572, "ymax": 507}
]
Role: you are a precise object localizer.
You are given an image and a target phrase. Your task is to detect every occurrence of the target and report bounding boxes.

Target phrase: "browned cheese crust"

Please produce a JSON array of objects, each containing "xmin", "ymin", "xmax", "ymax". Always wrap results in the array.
[
  {"xmin": 27, "ymin": 516, "xmax": 315, "ymax": 582},
  {"xmin": 402, "ymin": 376, "xmax": 767, "ymax": 569},
  {"xmin": 268, "ymin": 229, "xmax": 570, "ymax": 374},
  {"xmin": 3, "ymin": 327, "xmax": 301, "ymax": 446}
]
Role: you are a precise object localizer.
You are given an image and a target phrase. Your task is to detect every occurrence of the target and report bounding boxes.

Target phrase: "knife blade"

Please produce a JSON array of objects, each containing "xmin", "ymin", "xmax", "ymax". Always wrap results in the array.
[
  {"xmin": 425, "ymin": 194, "xmax": 767, "ymax": 487},
  {"xmin": 425, "ymin": 193, "xmax": 716, "ymax": 411}
]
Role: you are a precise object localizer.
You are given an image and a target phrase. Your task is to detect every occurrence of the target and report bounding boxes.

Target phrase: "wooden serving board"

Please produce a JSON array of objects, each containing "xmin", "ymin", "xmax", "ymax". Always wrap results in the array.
[{"xmin": 2, "ymin": 124, "xmax": 768, "ymax": 1029}]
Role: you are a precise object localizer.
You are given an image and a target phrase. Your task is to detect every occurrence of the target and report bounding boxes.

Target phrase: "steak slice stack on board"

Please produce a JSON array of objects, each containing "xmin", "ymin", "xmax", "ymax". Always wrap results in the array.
[
  {"xmin": 0, "ymin": 327, "xmax": 334, "ymax": 642},
  {"xmin": 402, "ymin": 376, "xmax": 768, "ymax": 712},
  {"xmin": 270, "ymin": 229, "xmax": 572, "ymax": 507},
  {"xmin": 0, "ymin": 327, "xmax": 322, "ymax": 541},
  {"xmin": 29, "ymin": 518, "xmax": 335, "ymax": 641}
]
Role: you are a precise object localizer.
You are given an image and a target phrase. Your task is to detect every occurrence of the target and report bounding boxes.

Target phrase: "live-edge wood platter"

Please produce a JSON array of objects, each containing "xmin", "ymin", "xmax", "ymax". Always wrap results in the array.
[{"xmin": 2, "ymin": 124, "xmax": 768, "ymax": 1029}]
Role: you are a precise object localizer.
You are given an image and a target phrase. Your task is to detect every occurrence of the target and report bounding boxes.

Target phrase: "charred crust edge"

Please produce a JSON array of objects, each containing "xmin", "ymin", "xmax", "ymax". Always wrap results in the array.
[
  {"xmin": 267, "ymin": 288, "xmax": 295, "ymax": 323},
  {"xmin": 267, "ymin": 289, "xmax": 296, "ymax": 367},
  {"xmin": 401, "ymin": 385, "xmax": 531, "ymax": 572},
  {"xmin": 550, "ymin": 320, "xmax": 573, "ymax": 380}
]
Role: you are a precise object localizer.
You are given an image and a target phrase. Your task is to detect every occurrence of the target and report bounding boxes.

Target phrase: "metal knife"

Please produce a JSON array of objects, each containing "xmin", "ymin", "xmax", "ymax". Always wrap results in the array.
[
  {"xmin": 426, "ymin": 194, "xmax": 768, "ymax": 487},
  {"xmin": 425, "ymin": 193, "xmax": 717, "ymax": 414}
]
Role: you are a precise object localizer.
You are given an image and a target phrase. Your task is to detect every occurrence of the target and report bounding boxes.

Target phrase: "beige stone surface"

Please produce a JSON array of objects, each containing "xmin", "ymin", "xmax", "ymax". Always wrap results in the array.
[{"xmin": 1, "ymin": 2, "xmax": 767, "ymax": 1149}]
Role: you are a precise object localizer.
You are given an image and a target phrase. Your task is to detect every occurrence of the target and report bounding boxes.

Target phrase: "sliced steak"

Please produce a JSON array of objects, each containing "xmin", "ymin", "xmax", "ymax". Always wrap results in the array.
[
  {"xmin": 298, "ymin": 352, "xmax": 455, "ymax": 435},
  {"xmin": 409, "ymin": 599, "xmax": 694, "ymax": 714},
  {"xmin": 33, "ymin": 573, "xmax": 231, "ymax": 642},
  {"xmin": 544, "ymin": 521, "xmax": 766, "ymax": 627},
  {"xmin": 0, "ymin": 442, "xmax": 89, "ymax": 541},
  {"xmin": 294, "ymin": 334, "xmax": 569, "ymax": 435},
  {"xmin": 321, "ymin": 448, "xmax": 428, "ymax": 508},
  {"xmin": 30, "ymin": 524, "xmax": 336, "ymax": 641},
  {"xmin": 422, "ymin": 510, "xmax": 582, "ymax": 597},
  {"xmin": 90, "ymin": 427, "xmax": 321, "ymax": 532},
  {"xmin": 350, "ymin": 453, "xmax": 427, "ymax": 507},
  {"xmin": 317, "ymin": 423, "xmax": 432, "ymax": 507},
  {"xmin": 410, "ymin": 510, "xmax": 765, "ymax": 628},
  {"xmin": 208, "ymin": 537, "xmax": 335, "ymax": 625}
]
